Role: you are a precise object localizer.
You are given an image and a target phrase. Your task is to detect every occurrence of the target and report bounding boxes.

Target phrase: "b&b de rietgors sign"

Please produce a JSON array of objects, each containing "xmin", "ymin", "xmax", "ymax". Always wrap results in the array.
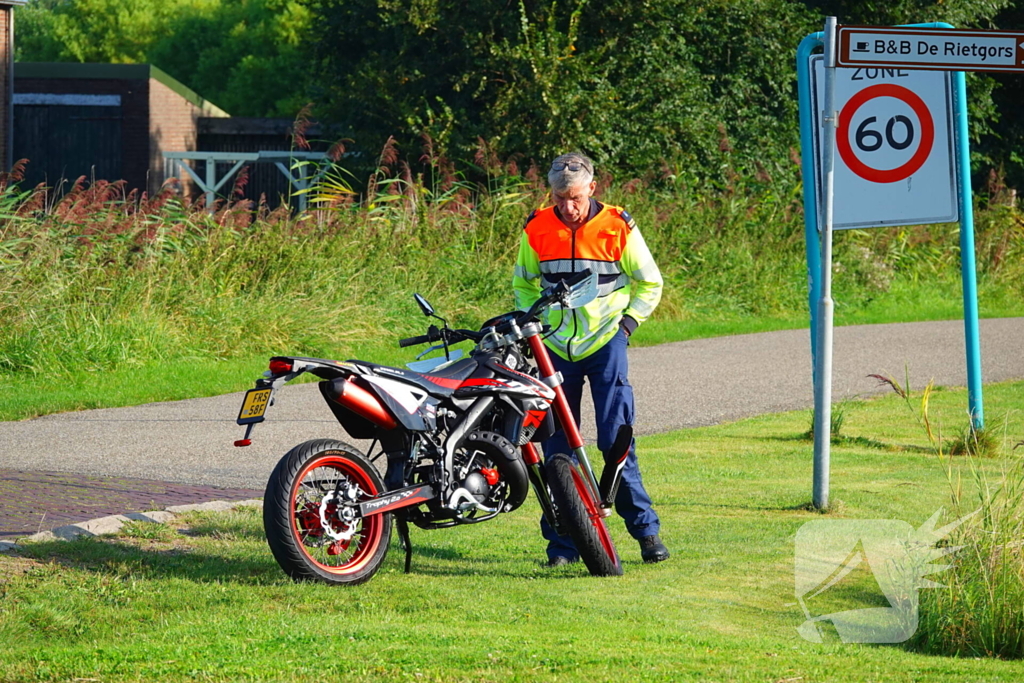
[{"xmin": 837, "ymin": 26, "xmax": 1024, "ymax": 73}]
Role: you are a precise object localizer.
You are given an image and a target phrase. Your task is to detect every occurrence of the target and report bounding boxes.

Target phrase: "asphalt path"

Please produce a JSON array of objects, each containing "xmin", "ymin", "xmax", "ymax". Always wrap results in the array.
[{"xmin": 1, "ymin": 318, "xmax": 1022, "ymax": 490}]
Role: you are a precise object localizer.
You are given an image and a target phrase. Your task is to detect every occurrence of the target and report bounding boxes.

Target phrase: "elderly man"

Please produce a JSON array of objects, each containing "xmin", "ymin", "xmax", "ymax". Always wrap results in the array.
[{"xmin": 512, "ymin": 152, "xmax": 668, "ymax": 566}]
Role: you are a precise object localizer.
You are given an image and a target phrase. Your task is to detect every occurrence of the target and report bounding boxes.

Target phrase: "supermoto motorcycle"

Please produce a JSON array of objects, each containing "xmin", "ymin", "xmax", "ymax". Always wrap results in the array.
[{"xmin": 234, "ymin": 270, "xmax": 633, "ymax": 585}]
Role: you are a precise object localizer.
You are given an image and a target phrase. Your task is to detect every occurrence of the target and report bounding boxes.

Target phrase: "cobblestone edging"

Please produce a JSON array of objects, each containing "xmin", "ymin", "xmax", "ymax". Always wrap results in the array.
[
  {"xmin": 0, "ymin": 468, "xmax": 263, "ymax": 539},
  {"xmin": 0, "ymin": 499, "xmax": 264, "ymax": 552}
]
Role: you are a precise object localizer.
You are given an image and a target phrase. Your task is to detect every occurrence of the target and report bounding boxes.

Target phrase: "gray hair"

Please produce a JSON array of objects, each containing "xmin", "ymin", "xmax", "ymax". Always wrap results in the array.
[{"xmin": 547, "ymin": 152, "xmax": 594, "ymax": 193}]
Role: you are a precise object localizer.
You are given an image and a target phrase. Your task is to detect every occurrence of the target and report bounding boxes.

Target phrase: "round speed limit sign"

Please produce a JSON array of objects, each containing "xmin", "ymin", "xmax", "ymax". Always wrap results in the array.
[
  {"xmin": 837, "ymin": 83, "xmax": 934, "ymax": 183},
  {"xmin": 811, "ymin": 57, "xmax": 958, "ymax": 229}
]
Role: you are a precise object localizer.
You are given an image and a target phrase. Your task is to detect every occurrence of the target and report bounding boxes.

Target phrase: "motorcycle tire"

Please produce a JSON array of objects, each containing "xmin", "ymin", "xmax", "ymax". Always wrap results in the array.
[
  {"xmin": 546, "ymin": 453, "xmax": 623, "ymax": 576},
  {"xmin": 264, "ymin": 439, "xmax": 391, "ymax": 585}
]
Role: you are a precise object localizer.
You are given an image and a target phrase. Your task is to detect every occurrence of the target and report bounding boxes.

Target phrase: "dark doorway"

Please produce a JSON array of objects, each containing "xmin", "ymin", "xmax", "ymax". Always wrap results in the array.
[{"xmin": 13, "ymin": 103, "xmax": 122, "ymax": 190}]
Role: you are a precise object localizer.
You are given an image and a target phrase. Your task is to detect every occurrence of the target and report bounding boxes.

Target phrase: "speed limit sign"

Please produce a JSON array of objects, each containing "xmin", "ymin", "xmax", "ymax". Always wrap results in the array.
[{"xmin": 810, "ymin": 56, "xmax": 958, "ymax": 228}]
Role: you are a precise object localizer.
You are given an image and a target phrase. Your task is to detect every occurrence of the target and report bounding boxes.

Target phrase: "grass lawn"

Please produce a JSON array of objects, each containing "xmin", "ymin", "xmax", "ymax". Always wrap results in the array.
[{"xmin": 2, "ymin": 382, "xmax": 1022, "ymax": 682}]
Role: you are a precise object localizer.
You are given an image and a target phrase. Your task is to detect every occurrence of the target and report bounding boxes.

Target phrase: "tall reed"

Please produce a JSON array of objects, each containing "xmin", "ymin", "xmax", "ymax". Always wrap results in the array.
[
  {"xmin": 910, "ymin": 453, "xmax": 1024, "ymax": 658},
  {"xmin": 2, "ymin": 148, "xmax": 1023, "ymax": 380}
]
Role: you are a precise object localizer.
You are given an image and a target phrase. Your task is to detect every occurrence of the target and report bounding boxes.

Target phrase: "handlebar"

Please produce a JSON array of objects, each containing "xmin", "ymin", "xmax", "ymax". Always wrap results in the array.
[
  {"xmin": 398, "ymin": 270, "xmax": 592, "ymax": 349},
  {"xmin": 397, "ymin": 324, "xmax": 444, "ymax": 348},
  {"xmin": 398, "ymin": 333, "xmax": 433, "ymax": 348}
]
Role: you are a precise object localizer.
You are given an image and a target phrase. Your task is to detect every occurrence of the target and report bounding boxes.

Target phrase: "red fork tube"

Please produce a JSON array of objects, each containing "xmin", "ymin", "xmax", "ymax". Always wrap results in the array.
[
  {"xmin": 527, "ymin": 336, "xmax": 584, "ymax": 450},
  {"xmin": 526, "ymin": 334, "xmax": 605, "ymax": 509}
]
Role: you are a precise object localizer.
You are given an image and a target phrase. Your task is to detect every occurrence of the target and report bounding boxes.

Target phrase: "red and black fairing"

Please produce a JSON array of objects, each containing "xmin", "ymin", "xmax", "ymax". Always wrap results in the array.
[
  {"xmin": 319, "ymin": 358, "xmax": 479, "ymax": 437},
  {"xmin": 454, "ymin": 355, "xmax": 557, "ymax": 446}
]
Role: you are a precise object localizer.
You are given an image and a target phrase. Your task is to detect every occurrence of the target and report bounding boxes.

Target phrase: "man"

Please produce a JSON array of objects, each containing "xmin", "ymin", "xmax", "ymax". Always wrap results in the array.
[{"xmin": 512, "ymin": 152, "xmax": 669, "ymax": 566}]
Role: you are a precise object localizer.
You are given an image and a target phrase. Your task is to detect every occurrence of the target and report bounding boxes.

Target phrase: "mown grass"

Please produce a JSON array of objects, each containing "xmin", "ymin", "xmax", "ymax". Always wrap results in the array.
[
  {"xmin": 2, "ymin": 162, "xmax": 1024, "ymax": 421},
  {"xmin": 1, "ymin": 382, "xmax": 1022, "ymax": 681}
]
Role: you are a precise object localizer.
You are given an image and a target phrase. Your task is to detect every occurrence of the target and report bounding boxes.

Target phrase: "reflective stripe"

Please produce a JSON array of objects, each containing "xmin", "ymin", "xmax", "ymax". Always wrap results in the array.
[
  {"xmin": 632, "ymin": 263, "xmax": 660, "ymax": 282},
  {"xmin": 596, "ymin": 274, "xmax": 629, "ymax": 297},
  {"xmin": 513, "ymin": 264, "xmax": 536, "ymax": 279},
  {"xmin": 628, "ymin": 297, "xmax": 657, "ymax": 319},
  {"xmin": 539, "ymin": 259, "xmax": 621, "ymax": 276}
]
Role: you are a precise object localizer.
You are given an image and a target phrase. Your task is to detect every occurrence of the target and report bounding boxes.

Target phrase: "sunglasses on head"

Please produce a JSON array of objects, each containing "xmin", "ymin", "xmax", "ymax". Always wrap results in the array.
[{"xmin": 550, "ymin": 160, "xmax": 591, "ymax": 173}]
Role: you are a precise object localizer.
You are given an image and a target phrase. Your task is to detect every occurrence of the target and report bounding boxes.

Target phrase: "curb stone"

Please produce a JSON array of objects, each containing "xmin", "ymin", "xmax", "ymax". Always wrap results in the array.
[{"xmin": 0, "ymin": 499, "xmax": 263, "ymax": 550}]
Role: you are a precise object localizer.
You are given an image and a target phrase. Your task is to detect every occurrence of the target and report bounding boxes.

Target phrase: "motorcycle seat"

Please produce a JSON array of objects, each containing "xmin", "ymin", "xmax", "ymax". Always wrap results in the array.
[{"xmin": 358, "ymin": 358, "xmax": 478, "ymax": 397}]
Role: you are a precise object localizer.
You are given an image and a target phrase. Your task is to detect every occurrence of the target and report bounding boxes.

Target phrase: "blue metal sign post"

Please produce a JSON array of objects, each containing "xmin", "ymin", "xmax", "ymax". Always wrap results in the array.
[{"xmin": 797, "ymin": 21, "xmax": 985, "ymax": 508}]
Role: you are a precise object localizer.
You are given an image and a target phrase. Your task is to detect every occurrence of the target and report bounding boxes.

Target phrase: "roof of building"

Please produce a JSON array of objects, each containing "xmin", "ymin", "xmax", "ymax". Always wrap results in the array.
[{"xmin": 13, "ymin": 62, "xmax": 229, "ymax": 117}]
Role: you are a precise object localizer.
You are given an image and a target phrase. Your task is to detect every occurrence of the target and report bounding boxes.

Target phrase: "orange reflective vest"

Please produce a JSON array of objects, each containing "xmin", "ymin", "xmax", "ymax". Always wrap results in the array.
[{"xmin": 513, "ymin": 201, "xmax": 663, "ymax": 361}]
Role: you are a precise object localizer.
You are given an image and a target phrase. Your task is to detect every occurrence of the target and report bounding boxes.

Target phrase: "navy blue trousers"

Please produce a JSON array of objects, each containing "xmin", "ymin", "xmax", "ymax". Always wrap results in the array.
[{"xmin": 541, "ymin": 328, "xmax": 661, "ymax": 561}]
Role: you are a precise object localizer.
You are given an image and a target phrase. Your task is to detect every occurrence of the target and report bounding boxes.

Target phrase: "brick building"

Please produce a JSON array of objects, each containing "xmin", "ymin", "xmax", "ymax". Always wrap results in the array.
[
  {"xmin": 0, "ymin": 1, "xmax": 26, "ymax": 171},
  {"xmin": 13, "ymin": 63, "xmax": 228, "ymax": 194}
]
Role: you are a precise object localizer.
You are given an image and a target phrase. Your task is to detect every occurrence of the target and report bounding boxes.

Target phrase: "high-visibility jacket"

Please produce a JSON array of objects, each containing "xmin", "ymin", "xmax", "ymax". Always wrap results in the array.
[{"xmin": 513, "ymin": 200, "xmax": 663, "ymax": 361}]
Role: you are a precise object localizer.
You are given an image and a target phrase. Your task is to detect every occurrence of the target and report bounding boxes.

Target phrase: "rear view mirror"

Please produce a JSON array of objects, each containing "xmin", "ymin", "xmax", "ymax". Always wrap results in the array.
[{"xmin": 414, "ymin": 293, "xmax": 435, "ymax": 317}]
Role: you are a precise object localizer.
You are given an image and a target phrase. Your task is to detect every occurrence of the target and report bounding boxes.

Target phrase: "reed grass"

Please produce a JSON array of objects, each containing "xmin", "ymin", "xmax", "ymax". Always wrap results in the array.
[
  {"xmin": 1, "ymin": 149, "xmax": 1023, "ymax": 397},
  {"xmin": 910, "ymin": 452, "xmax": 1024, "ymax": 658}
]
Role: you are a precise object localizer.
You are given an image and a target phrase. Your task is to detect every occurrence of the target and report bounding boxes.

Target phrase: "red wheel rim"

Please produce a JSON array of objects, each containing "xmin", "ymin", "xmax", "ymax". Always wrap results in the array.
[
  {"xmin": 570, "ymin": 467, "xmax": 621, "ymax": 570},
  {"xmin": 290, "ymin": 455, "xmax": 385, "ymax": 575}
]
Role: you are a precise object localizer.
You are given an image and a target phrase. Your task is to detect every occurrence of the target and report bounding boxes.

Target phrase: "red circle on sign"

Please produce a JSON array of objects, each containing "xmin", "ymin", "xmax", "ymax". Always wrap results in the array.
[{"xmin": 836, "ymin": 83, "xmax": 935, "ymax": 184}]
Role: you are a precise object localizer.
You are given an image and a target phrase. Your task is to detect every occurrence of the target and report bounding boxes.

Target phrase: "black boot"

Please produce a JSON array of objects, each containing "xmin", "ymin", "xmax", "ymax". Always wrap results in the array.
[{"xmin": 639, "ymin": 535, "xmax": 669, "ymax": 563}]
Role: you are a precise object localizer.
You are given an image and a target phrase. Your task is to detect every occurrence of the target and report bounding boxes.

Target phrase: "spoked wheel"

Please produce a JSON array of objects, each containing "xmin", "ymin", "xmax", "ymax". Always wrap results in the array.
[
  {"xmin": 546, "ymin": 453, "xmax": 623, "ymax": 576},
  {"xmin": 264, "ymin": 439, "xmax": 391, "ymax": 585}
]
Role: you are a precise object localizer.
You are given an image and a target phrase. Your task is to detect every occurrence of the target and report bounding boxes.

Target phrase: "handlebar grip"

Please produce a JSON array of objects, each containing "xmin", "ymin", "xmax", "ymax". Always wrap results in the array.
[{"xmin": 398, "ymin": 334, "xmax": 433, "ymax": 348}]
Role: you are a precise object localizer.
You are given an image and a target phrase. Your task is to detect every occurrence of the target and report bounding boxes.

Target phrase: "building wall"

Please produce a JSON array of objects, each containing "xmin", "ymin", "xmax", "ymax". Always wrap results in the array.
[
  {"xmin": 0, "ymin": 8, "xmax": 11, "ymax": 171},
  {"xmin": 148, "ymin": 76, "xmax": 204, "ymax": 196},
  {"xmin": 14, "ymin": 76, "xmax": 150, "ymax": 191},
  {"xmin": 13, "ymin": 63, "xmax": 228, "ymax": 196}
]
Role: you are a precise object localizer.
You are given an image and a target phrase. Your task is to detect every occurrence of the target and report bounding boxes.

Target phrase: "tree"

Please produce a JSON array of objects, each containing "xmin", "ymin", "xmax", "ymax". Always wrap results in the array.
[
  {"xmin": 306, "ymin": 0, "xmax": 817, "ymax": 178},
  {"xmin": 15, "ymin": 0, "xmax": 314, "ymax": 118}
]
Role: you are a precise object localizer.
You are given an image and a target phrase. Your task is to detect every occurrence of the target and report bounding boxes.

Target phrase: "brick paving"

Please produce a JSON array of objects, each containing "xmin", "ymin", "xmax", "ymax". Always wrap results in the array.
[{"xmin": 0, "ymin": 468, "xmax": 262, "ymax": 538}]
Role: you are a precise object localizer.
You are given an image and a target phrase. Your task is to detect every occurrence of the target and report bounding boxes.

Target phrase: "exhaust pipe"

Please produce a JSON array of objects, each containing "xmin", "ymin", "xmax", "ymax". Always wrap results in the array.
[{"xmin": 323, "ymin": 377, "xmax": 397, "ymax": 430}]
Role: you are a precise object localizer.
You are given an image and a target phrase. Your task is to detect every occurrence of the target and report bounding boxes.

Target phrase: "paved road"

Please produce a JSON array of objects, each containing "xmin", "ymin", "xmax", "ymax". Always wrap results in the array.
[{"xmin": 1, "ymin": 319, "xmax": 1022, "ymax": 493}]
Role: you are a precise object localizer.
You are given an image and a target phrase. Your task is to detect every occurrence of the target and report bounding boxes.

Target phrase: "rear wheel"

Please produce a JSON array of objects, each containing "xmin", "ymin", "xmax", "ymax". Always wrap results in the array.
[
  {"xmin": 546, "ymin": 453, "xmax": 622, "ymax": 576},
  {"xmin": 264, "ymin": 439, "xmax": 391, "ymax": 585}
]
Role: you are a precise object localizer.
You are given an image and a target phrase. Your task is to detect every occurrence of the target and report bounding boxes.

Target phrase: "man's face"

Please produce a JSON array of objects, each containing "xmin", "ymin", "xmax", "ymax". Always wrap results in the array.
[{"xmin": 552, "ymin": 181, "xmax": 596, "ymax": 225}]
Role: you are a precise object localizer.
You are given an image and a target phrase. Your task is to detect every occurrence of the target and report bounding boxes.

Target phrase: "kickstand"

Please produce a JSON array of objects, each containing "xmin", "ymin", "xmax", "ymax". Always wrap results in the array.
[{"xmin": 396, "ymin": 514, "xmax": 412, "ymax": 574}]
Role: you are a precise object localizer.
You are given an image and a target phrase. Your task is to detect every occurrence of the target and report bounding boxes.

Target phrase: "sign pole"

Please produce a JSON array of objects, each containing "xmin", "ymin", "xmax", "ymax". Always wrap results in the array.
[
  {"xmin": 812, "ymin": 16, "xmax": 838, "ymax": 511},
  {"xmin": 796, "ymin": 31, "xmax": 824, "ymax": 382},
  {"xmin": 952, "ymin": 68, "xmax": 984, "ymax": 430}
]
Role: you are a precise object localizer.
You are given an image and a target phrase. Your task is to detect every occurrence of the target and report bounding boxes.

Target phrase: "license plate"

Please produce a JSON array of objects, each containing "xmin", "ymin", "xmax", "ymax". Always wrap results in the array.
[{"xmin": 237, "ymin": 388, "xmax": 273, "ymax": 425}]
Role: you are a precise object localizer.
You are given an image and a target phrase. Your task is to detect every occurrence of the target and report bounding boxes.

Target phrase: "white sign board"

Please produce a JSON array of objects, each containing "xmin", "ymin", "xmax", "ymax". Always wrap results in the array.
[{"xmin": 811, "ymin": 56, "xmax": 958, "ymax": 229}]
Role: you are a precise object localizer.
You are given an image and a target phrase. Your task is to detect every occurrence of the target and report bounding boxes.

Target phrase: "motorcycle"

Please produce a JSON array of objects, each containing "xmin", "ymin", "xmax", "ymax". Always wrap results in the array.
[{"xmin": 234, "ymin": 270, "xmax": 632, "ymax": 585}]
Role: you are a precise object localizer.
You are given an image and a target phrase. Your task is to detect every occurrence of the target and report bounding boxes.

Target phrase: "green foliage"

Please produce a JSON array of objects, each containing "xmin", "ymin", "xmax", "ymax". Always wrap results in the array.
[
  {"xmin": 305, "ymin": 0, "xmax": 817, "ymax": 176},
  {"xmin": 15, "ymin": 0, "xmax": 313, "ymax": 117},
  {"xmin": 16, "ymin": 0, "xmax": 1024, "ymax": 186}
]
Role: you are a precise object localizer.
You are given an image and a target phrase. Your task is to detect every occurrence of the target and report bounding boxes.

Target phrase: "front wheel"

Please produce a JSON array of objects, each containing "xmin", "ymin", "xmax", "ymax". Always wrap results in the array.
[
  {"xmin": 264, "ymin": 439, "xmax": 391, "ymax": 585},
  {"xmin": 547, "ymin": 453, "xmax": 623, "ymax": 576}
]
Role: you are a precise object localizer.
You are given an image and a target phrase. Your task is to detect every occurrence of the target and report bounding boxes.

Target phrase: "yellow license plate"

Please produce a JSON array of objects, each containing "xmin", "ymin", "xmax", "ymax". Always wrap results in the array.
[{"xmin": 237, "ymin": 388, "xmax": 272, "ymax": 425}]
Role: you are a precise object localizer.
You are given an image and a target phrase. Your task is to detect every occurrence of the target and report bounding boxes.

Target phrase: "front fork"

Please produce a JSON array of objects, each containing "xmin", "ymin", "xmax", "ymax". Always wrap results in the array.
[
  {"xmin": 522, "ymin": 442, "xmax": 558, "ymax": 530},
  {"xmin": 525, "ymin": 335, "xmax": 627, "ymax": 517}
]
